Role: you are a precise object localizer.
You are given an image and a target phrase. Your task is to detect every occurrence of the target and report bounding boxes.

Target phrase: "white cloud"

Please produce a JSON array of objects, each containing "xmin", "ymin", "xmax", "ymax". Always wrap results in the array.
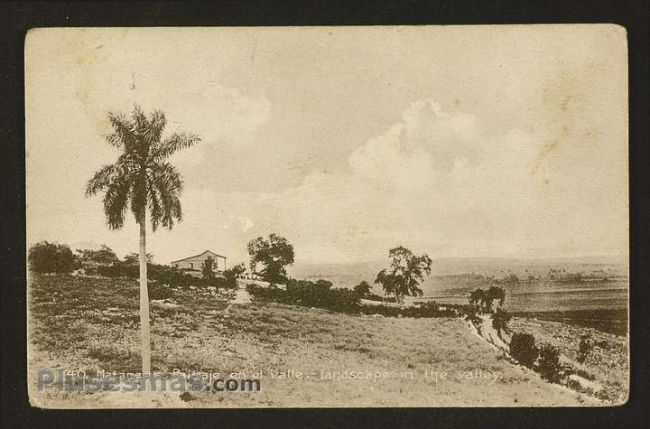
[
  {"xmin": 35, "ymin": 96, "xmax": 623, "ymax": 264},
  {"xmin": 212, "ymin": 99, "xmax": 624, "ymax": 263}
]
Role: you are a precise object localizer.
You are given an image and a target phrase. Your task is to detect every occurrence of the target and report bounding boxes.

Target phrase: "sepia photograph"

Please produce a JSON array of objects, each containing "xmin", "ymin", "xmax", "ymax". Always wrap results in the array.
[{"xmin": 25, "ymin": 25, "xmax": 629, "ymax": 408}]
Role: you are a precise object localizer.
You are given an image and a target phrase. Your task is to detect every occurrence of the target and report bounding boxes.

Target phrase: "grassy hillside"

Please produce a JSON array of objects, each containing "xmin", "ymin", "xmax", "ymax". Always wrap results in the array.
[{"xmin": 28, "ymin": 274, "xmax": 600, "ymax": 408}]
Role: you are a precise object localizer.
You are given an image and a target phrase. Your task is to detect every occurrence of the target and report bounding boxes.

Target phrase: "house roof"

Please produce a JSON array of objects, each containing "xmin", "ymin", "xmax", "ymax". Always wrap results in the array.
[{"xmin": 170, "ymin": 250, "xmax": 226, "ymax": 264}]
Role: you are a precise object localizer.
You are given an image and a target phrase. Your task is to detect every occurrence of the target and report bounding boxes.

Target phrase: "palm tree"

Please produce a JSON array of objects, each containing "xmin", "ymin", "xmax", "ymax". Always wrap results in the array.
[{"xmin": 86, "ymin": 105, "xmax": 200, "ymax": 374}]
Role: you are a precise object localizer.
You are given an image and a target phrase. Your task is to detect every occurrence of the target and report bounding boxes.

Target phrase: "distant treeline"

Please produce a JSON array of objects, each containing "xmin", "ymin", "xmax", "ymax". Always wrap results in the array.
[{"xmin": 434, "ymin": 269, "xmax": 616, "ymax": 286}]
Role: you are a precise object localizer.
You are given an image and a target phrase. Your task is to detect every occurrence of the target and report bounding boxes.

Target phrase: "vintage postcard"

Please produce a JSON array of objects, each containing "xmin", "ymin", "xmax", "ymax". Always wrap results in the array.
[{"xmin": 25, "ymin": 25, "xmax": 628, "ymax": 408}]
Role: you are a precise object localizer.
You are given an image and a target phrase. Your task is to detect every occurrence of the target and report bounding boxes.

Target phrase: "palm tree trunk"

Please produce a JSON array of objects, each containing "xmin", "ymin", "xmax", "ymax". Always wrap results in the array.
[{"xmin": 139, "ymin": 210, "xmax": 151, "ymax": 375}]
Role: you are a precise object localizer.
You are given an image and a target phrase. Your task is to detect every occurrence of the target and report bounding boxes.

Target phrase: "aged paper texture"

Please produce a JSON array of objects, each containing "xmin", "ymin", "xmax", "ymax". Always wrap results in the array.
[{"xmin": 26, "ymin": 25, "xmax": 628, "ymax": 408}]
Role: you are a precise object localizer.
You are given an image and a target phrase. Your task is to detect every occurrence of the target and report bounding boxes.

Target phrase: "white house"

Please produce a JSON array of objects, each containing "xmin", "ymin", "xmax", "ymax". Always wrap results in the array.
[{"xmin": 170, "ymin": 250, "xmax": 227, "ymax": 274}]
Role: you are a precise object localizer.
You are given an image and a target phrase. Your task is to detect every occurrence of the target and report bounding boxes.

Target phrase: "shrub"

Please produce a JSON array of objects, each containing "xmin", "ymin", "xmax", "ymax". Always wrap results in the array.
[
  {"xmin": 150, "ymin": 264, "xmax": 201, "ymax": 288},
  {"xmin": 123, "ymin": 252, "xmax": 153, "ymax": 265},
  {"xmin": 285, "ymin": 279, "xmax": 360, "ymax": 312},
  {"xmin": 76, "ymin": 245, "xmax": 120, "ymax": 266},
  {"xmin": 363, "ymin": 293, "xmax": 396, "ymax": 303},
  {"xmin": 247, "ymin": 283, "xmax": 288, "ymax": 303},
  {"xmin": 82, "ymin": 265, "xmax": 98, "ymax": 275},
  {"xmin": 208, "ymin": 276, "xmax": 238, "ymax": 289},
  {"xmin": 247, "ymin": 280, "xmax": 457, "ymax": 318},
  {"xmin": 353, "ymin": 281, "xmax": 372, "ymax": 298},
  {"xmin": 570, "ymin": 367, "xmax": 596, "ymax": 381},
  {"xmin": 595, "ymin": 383, "xmax": 626, "ymax": 403},
  {"xmin": 492, "ymin": 308, "xmax": 511, "ymax": 336},
  {"xmin": 222, "ymin": 263, "xmax": 246, "ymax": 288},
  {"xmin": 96, "ymin": 262, "xmax": 203, "ymax": 289},
  {"xmin": 566, "ymin": 378, "xmax": 593, "ymax": 395},
  {"xmin": 96, "ymin": 263, "xmax": 139, "ymax": 279},
  {"xmin": 538, "ymin": 344, "xmax": 562, "ymax": 383},
  {"xmin": 509, "ymin": 332, "xmax": 539, "ymax": 368},
  {"xmin": 28, "ymin": 241, "xmax": 79, "ymax": 273},
  {"xmin": 465, "ymin": 307, "xmax": 482, "ymax": 326},
  {"xmin": 577, "ymin": 336, "xmax": 593, "ymax": 363},
  {"xmin": 149, "ymin": 282, "xmax": 174, "ymax": 300},
  {"xmin": 247, "ymin": 279, "xmax": 360, "ymax": 313},
  {"xmin": 359, "ymin": 301, "xmax": 457, "ymax": 318}
]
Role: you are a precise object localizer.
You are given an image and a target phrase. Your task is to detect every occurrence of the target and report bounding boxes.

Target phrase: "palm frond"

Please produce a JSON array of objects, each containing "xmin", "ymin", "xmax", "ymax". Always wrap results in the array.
[
  {"xmin": 150, "ymin": 131, "xmax": 200, "ymax": 161},
  {"xmin": 160, "ymin": 195, "xmax": 183, "ymax": 229},
  {"xmin": 86, "ymin": 164, "xmax": 117, "ymax": 196},
  {"xmin": 103, "ymin": 176, "xmax": 133, "ymax": 230},
  {"xmin": 148, "ymin": 162, "xmax": 184, "ymax": 229},
  {"xmin": 153, "ymin": 185, "xmax": 182, "ymax": 229},
  {"xmin": 149, "ymin": 162, "xmax": 183, "ymax": 193},
  {"xmin": 144, "ymin": 110, "xmax": 167, "ymax": 147},
  {"xmin": 131, "ymin": 104, "xmax": 149, "ymax": 134},
  {"xmin": 147, "ymin": 181, "xmax": 163, "ymax": 232},
  {"xmin": 86, "ymin": 157, "xmax": 140, "ymax": 195},
  {"xmin": 106, "ymin": 112, "xmax": 137, "ymax": 151}
]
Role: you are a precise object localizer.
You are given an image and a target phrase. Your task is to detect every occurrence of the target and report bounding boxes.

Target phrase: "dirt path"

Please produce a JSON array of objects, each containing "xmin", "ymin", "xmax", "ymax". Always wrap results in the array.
[
  {"xmin": 232, "ymin": 287, "xmax": 252, "ymax": 305},
  {"xmin": 226, "ymin": 280, "xmax": 252, "ymax": 308},
  {"xmin": 476, "ymin": 314, "xmax": 510, "ymax": 351}
]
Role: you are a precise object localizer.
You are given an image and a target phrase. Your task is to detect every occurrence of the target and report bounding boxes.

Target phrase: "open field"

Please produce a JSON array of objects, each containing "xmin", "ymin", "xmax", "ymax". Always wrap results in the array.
[
  {"xmin": 27, "ymin": 274, "xmax": 604, "ymax": 408},
  {"xmin": 509, "ymin": 309, "xmax": 628, "ymax": 336},
  {"xmin": 414, "ymin": 277, "xmax": 628, "ymax": 311}
]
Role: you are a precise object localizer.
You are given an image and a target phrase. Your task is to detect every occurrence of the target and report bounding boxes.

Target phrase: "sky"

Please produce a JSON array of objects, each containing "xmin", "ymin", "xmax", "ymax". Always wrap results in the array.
[{"xmin": 25, "ymin": 25, "xmax": 628, "ymax": 265}]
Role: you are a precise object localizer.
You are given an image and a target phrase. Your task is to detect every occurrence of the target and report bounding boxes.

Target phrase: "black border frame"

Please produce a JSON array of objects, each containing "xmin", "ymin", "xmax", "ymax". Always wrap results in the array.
[{"xmin": 1, "ymin": 1, "xmax": 648, "ymax": 428}]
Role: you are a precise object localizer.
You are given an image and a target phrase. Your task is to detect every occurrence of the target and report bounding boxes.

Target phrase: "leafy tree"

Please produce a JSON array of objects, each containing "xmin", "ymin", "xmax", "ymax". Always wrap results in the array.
[
  {"xmin": 123, "ymin": 252, "xmax": 154, "ymax": 265},
  {"xmin": 247, "ymin": 233, "xmax": 295, "ymax": 284},
  {"xmin": 468, "ymin": 286, "xmax": 506, "ymax": 313},
  {"xmin": 86, "ymin": 105, "xmax": 199, "ymax": 375},
  {"xmin": 468, "ymin": 288, "xmax": 484, "ymax": 308},
  {"xmin": 472, "ymin": 286, "xmax": 506, "ymax": 313},
  {"xmin": 374, "ymin": 246, "xmax": 432, "ymax": 304},
  {"xmin": 510, "ymin": 332, "xmax": 538, "ymax": 368},
  {"xmin": 28, "ymin": 241, "xmax": 78, "ymax": 273},
  {"xmin": 353, "ymin": 280, "xmax": 372, "ymax": 298},
  {"xmin": 76, "ymin": 244, "xmax": 120, "ymax": 265},
  {"xmin": 201, "ymin": 256, "xmax": 216, "ymax": 281},
  {"xmin": 487, "ymin": 286, "xmax": 506, "ymax": 308}
]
